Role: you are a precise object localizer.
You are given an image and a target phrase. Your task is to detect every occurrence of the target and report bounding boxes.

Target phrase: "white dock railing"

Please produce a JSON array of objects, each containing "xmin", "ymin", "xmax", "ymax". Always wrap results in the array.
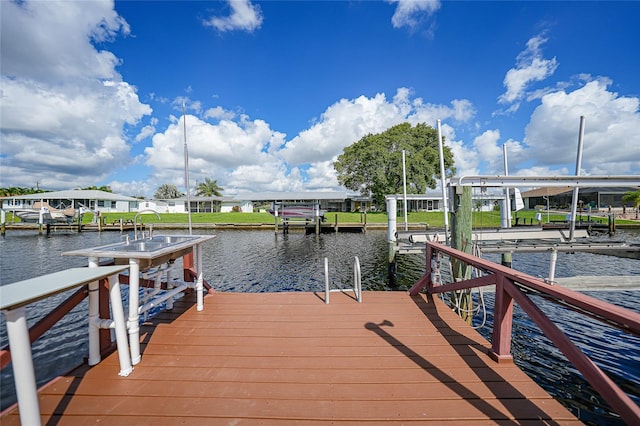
[
  {"xmin": 324, "ymin": 256, "xmax": 362, "ymax": 304},
  {"xmin": 0, "ymin": 265, "xmax": 129, "ymax": 426}
]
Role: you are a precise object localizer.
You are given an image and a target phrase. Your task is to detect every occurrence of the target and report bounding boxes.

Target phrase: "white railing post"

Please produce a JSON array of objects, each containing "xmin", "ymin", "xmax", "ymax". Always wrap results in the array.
[
  {"xmin": 166, "ymin": 263, "xmax": 174, "ymax": 311},
  {"xmin": 87, "ymin": 257, "xmax": 101, "ymax": 366},
  {"xmin": 324, "ymin": 257, "xmax": 330, "ymax": 304},
  {"xmin": 4, "ymin": 307, "xmax": 42, "ymax": 426},
  {"xmin": 196, "ymin": 244, "xmax": 204, "ymax": 311},
  {"xmin": 354, "ymin": 256, "xmax": 362, "ymax": 303},
  {"xmin": 108, "ymin": 274, "xmax": 133, "ymax": 376},
  {"xmin": 128, "ymin": 258, "xmax": 141, "ymax": 365}
]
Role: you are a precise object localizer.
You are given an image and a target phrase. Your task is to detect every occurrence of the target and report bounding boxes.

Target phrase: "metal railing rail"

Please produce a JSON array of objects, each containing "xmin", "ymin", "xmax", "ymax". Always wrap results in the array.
[
  {"xmin": 408, "ymin": 240, "xmax": 640, "ymax": 425},
  {"xmin": 324, "ymin": 256, "xmax": 362, "ymax": 304}
]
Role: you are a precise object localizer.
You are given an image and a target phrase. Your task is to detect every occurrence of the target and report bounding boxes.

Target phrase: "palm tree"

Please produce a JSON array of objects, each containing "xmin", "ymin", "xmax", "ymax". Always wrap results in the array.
[
  {"xmin": 194, "ymin": 178, "xmax": 223, "ymax": 197},
  {"xmin": 622, "ymin": 190, "xmax": 640, "ymax": 219}
]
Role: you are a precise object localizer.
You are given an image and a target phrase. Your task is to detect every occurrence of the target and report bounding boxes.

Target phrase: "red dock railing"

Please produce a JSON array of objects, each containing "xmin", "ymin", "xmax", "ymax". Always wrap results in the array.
[{"xmin": 409, "ymin": 240, "xmax": 640, "ymax": 424}]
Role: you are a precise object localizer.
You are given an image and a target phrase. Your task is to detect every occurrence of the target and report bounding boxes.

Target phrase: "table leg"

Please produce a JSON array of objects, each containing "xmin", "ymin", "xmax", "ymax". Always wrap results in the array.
[
  {"xmin": 128, "ymin": 258, "xmax": 141, "ymax": 365},
  {"xmin": 109, "ymin": 274, "xmax": 133, "ymax": 376}
]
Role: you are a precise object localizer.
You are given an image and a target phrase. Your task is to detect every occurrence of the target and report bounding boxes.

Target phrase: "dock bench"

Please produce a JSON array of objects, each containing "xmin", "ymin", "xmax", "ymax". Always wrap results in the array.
[{"xmin": 1, "ymin": 265, "xmax": 129, "ymax": 426}]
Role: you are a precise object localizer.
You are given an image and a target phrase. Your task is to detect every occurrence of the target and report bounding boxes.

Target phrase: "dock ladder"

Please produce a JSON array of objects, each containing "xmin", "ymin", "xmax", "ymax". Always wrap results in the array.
[{"xmin": 324, "ymin": 256, "xmax": 362, "ymax": 304}]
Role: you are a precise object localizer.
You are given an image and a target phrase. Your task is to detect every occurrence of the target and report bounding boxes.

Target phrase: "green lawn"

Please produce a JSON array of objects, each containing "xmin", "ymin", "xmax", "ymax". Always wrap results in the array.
[
  {"xmin": 5, "ymin": 209, "xmax": 632, "ymax": 227},
  {"xmin": 90, "ymin": 210, "xmax": 629, "ymax": 227}
]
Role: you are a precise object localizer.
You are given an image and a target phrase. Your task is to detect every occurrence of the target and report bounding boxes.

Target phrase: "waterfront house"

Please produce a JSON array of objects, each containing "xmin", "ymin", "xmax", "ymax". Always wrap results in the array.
[
  {"xmin": 234, "ymin": 191, "xmax": 371, "ymax": 213},
  {"xmin": 522, "ymin": 186, "xmax": 640, "ymax": 211},
  {"xmin": 1, "ymin": 189, "xmax": 140, "ymax": 214}
]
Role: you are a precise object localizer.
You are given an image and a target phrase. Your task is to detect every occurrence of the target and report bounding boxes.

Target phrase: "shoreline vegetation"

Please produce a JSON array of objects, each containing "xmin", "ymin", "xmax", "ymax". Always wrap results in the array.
[
  {"xmin": 78, "ymin": 210, "xmax": 639, "ymax": 229},
  {"xmin": 4, "ymin": 210, "xmax": 639, "ymax": 229}
]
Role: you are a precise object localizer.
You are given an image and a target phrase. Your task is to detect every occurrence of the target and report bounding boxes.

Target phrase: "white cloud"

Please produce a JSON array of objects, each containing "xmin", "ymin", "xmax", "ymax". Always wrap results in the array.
[
  {"xmin": 205, "ymin": 0, "xmax": 263, "ymax": 33},
  {"xmin": 498, "ymin": 34, "xmax": 558, "ymax": 110},
  {"xmin": 280, "ymin": 89, "xmax": 476, "ymax": 167},
  {"xmin": 522, "ymin": 79, "xmax": 640, "ymax": 175},
  {"xmin": 1, "ymin": 0, "xmax": 128, "ymax": 82},
  {"xmin": 205, "ymin": 106, "xmax": 236, "ymax": 121},
  {"xmin": 388, "ymin": 0, "xmax": 441, "ymax": 30},
  {"xmin": 0, "ymin": 0, "xmax": 150, "ymax": 190},
  {"xmin": 145, "ymin": 114, "xmax": 281, "ymax": 185},
  {"xmin": 142, "ymin": 89, "xmax": 477, "ymax": 195}
]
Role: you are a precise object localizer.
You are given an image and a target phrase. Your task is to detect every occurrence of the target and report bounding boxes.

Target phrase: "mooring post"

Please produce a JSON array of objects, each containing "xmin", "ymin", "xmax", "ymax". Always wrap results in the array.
[
  {"xmin": 273, "ymin": 203, "xmax": 278, "ymax": 234},
  {"xmin": 451, "ymin": 185, "xmax": 473, "ymax": 324},
  {"xmin": 1, "ymin": 209, "xmax": 5, "ymax": 236}
]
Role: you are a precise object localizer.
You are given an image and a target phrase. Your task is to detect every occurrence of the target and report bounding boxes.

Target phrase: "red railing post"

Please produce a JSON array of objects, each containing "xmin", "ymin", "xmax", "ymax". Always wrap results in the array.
[
  {"xmin": 408, "ymin": 243, "xmax": 433, "ymax": 296},
  {"xmin": 183, "ymin": 251, "xmax": 194, "ymax": 282},
  {"xmin": 425, "ymin": 244, "xmax": 434, "ymax": 293},
  {"xmin": 488, "ymin": 275, "xmax": 514, "ymax": 363}
]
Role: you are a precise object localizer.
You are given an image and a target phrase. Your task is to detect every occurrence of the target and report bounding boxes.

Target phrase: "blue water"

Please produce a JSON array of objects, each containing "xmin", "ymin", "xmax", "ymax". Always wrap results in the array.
[{"xmin": 1, "ymin": 228, "xmax": 639, "ymax": 424}]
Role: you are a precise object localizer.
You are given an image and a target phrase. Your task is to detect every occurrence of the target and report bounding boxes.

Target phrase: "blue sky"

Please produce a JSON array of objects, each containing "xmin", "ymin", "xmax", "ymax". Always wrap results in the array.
[{"xmin": 1, "ymin": 0, "xmax": 639, "ymax": 198}]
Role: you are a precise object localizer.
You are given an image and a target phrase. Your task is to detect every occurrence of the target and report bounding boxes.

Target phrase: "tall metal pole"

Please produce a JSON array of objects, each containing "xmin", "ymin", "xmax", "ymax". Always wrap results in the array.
[
  {"xmin": 437, "ymin": 120, "xmax": 450, "ymax": 243},
  {"xmin": 182, "ymin": 102, "xmax": 193, "ymax": 235},
  {"xmin": 402, "ymin": 149, "xmax": 408, "ymax": 231},
  {"xmin": 502, "ymin": 144, "xmax": 511, "ymax": 228},
  {"xmin": 501, "ymin": 144, "xmax": 512, "ymax": 267},
  {"xmin": 569, "ymin": 116, "xmax": 586, "ymax": 241}
]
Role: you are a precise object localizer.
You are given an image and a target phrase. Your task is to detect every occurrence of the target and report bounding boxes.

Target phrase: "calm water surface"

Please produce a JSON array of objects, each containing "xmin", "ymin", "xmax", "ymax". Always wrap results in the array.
[{"xmin": 1, "ymin": 228, "xmax": 639, "ymax": 424}]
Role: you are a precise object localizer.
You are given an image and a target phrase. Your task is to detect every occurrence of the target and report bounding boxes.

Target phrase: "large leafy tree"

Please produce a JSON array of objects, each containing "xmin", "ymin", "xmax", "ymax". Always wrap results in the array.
[
  {"xmin": 154, "ymin": 183, "xmax": 183, "ymax": 199},
  {"xmin": 195, "ymin": 178, "xmax": 223, "ymax": 197},
  {"xmin": 334, "ymin": 122, "xmax": 455, "ymax": 208}
]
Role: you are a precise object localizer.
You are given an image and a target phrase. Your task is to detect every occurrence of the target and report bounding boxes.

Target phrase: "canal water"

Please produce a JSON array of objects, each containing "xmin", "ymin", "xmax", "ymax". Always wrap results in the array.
[{"xmin": 1, "ymin": 228, "xmax": 639, "ymax": 424}]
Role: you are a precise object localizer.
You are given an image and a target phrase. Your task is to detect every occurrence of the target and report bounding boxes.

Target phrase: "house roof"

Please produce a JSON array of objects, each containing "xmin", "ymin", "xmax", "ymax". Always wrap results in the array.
[
  {"xmin": 1, "ymin": 189, "xmax": 140, "ymax": 202},
  {"xmin": 233, "ymin": 191, "xmax": 365, "ymax": 202},
  {"xmin": 521, "ymin": 187, "xmax": 573, "ymax": 198}
]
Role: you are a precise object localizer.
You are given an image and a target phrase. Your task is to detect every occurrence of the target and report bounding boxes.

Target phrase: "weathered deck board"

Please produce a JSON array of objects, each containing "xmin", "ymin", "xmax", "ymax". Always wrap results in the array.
[{"xmin": 2, "ymin": 291, "xmax": 580, "ymax": 424}]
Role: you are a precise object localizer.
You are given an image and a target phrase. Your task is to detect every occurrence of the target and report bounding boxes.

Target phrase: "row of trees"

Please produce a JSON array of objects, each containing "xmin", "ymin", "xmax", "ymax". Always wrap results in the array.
[
  {"xmin": 0, "ymin": 185, "xmax": 113, "ymax": 197},
  {"xmin": 153, "ymin": 178, "xmax": 223, "ymax": 199}
]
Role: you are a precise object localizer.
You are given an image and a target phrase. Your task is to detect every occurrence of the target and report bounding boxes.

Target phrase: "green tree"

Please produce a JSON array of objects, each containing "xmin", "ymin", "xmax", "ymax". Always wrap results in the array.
[
  {"xmin": 195, "ymin": 178, "xmax": 223, "ymax": 197},
  {"xmin": 81, "ymin": 185, "xmax": 112, "ymax": 192},
  {"xmin": 0, "ymin": 187, "xmax": 48, "ymax": 196},
  {"xmin": 334, "ymin": 122, "xmax": 455, "ymax": 209},
  {"xmin": 622, "ymin": 190, "xmax": 640, "ymax": 218},
  {"xmin": 154, "ymin": 183, "xmax": 184, "ymax": 199}
]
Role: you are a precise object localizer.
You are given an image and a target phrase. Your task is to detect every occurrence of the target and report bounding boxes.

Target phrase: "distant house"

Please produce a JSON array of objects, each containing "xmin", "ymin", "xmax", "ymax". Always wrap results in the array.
[
  {"xmin": 234, "ymin": 191, "xmax": 372, "ymax": 213},
  {"xmin": 144, "ymin": 196, "xmax": 224, "ymax": 213},
  {"xmin": 521, "ymin": 186, "xmax": 639, "ymax": 210},
  {"xmin": 1, "ymin": 189, "xmax": 140, "ymax": 214},
  {"xmin": 219, "ymin": 197, "xmax": 253, "ymax": 213},
  {"xmin": 387, "ymin": 190, "xmax": 503, "ymax": 213}
]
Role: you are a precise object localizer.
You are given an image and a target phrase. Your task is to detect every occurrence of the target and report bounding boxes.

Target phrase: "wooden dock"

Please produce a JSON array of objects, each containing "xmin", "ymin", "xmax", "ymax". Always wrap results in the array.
[{"xmin": 1, "ymin": 291, "xmax": 579, "ymax": 424}]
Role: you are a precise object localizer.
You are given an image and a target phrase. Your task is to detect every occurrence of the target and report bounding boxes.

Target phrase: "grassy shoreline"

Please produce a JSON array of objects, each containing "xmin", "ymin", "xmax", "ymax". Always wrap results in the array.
[
  {"xmin": 5, "ymin": 210, "xmax": 638, "ymax": 229},
  {"xmin": 97, "ymin": 210, "xmax": 638, "ymax": 228}
]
